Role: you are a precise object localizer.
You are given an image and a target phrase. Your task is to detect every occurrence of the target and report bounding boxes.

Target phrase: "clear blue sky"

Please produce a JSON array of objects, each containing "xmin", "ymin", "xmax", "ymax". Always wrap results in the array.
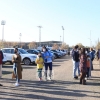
[{"xmin": 0, "ymin": 0, "xmax": 100, "ymax": 46}]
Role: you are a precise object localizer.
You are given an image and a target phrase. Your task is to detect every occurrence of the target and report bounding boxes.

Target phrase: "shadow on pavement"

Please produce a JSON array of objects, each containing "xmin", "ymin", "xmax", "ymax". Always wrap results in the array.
[
  {"xmin": 0, "ymin": 78, "xmax": 100, "ymax": 99},
  {"xmin": 2, "ymin": 71, "xmax": 12, "ymax": 75}
]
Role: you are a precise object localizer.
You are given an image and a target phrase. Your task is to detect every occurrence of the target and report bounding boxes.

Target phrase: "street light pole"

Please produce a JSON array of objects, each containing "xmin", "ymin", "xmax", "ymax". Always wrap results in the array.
[
  {"xmin": 60, "ymin": 36, "xmax": 61, "ymax": 42},
  {"xmin": 1, "ymin": 20, "xmax": 6, "ymax": 48},
  {"xmin": 62, "ymin": 26, "xmax": 64, "ymax": 43},
  {"xmin": 88, "ymin": 31, "xmax": 92, "ymax": 47},
  {"xmin": 37, "ymin": 26, "xmax": 42, "ymax": 47}
]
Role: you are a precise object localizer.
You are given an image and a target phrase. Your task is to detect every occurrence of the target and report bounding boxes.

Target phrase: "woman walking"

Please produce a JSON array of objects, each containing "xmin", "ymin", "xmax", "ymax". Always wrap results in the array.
[
  {"xmin": 12, "ymin": 48, "xmax": 22, "ymax": 87},
  {"xmin": 79, "ymin": 48, "xmax": 87, "ymax": 85},
  {"xmin": 42, "ymin": 46, "xmax": 53, "ymax": 81}
]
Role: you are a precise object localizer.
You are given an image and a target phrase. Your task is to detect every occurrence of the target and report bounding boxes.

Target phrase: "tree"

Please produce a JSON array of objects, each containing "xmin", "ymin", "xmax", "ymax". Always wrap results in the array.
[
  {"xmin": 76, "ymin": 43, "xmax": 84, "ymax": 48},
  {"xmin": 96, "ymin": 42, "xmax": 100, "ymax": 50},
  {"xmin": 52, "ymin": 43, "xmax": 59, "ymax": 50},
  {"xmin": 60, "ymin": 43, "xmax": 69, "ymax": 49},
  {"xmin": 28, "ymin": 41, "xmax": 36, "ymax": 49}
]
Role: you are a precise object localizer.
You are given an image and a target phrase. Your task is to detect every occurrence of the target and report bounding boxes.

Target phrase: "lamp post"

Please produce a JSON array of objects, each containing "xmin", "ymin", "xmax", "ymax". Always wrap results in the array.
[
  {"xmin": 88, "ymin": 31, "xmax": 92, "ymax": 47},
  {"xmin": 62, "ymin": 26, "xmax": 64, "ymax": 43},
  {"xmin": 1, "ymin": 20, "xmax": 6, "ymax": 48},
  {"xmin": 19, "ymin": 33, "xmax": 22, "ymax": 48},
  {"xmin": 37, "ymin": 26, "xmax": 42, "ymax": 47},
  {"xmin": 60, "ymin": 36, "xmax": 61, "ymax": 42}
]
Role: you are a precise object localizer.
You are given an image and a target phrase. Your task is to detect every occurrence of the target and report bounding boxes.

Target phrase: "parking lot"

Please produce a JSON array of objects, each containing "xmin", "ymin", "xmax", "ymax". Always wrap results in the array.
[{"xmin": 0, "ymin": 55, "xmax": 100, "ymax": 100}]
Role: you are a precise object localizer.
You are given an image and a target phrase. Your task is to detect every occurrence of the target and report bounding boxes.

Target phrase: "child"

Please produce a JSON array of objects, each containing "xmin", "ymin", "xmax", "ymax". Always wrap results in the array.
[
  {"xmin": 35, "ymin": 52, "xmax": 44, "ymax": 81},
  {"xmin": 86, "ymin": 55, "xmax": 91, "ymax": 79}
]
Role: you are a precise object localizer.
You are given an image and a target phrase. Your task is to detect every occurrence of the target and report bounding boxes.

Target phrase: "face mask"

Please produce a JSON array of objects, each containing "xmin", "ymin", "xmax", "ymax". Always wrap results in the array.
[{"xmin": 43, "ymin": 49, "xmax": 46, "ymax": 52}]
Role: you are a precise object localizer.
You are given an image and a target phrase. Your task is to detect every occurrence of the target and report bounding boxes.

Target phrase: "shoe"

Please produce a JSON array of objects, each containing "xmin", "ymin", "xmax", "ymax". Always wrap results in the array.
[
  {"xmin": 74, "ymin": 76, "xmax": 78, "ymax": 79},
  {"xmin": 0, "ymin": 84, "xmax": 3, "ymax": 86},
  {"xmin": 48, "ymin": 77, "xmax": 51, "ymax": 81},
  {"xmin": 39, "ymin": 78, "xmax": 42, "ymax": 81},
  {"xmin": 15, "ymin": 83, "xmax": 19, "ymax": 87}
]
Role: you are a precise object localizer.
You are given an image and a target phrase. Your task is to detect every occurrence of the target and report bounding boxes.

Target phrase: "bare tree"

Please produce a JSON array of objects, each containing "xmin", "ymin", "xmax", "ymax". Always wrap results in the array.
[
  {"xmin": 28, "ymin": 41, "xmax": 36, "ymax": 49},
  {"xmin": 52, "ymin": 43, "xmax": 59, "ymax": 50},
  {"xmin": 60, "ymin": 43, "xmax": 69, "ymax": 49},
  {"xmin": 96, "ymin": 42, "xmax": 100, "ymax": 50},
  {"xmin": 76, "ymin": 43, "xmax": 84, "ymax": 48}
]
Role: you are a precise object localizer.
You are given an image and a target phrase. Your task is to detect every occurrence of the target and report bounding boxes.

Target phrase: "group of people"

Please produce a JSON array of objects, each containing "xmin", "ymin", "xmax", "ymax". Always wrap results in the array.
[
  {"xmin": 72, "ymin": 45, "xmax": 95, "ymax": 85},
  {"xmin": 0, "ymin": 45, "xmax": 99, "ymax": 86},
  {"xmin": 0, "ymin": 46, "xmax": 53, "ymax": 87}
]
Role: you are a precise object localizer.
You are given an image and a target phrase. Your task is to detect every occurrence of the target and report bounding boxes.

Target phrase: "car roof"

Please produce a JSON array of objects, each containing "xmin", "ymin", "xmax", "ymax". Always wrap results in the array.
[{"xmin": 2, "ymin": 48, "xmax": 22, "ymax": 49}]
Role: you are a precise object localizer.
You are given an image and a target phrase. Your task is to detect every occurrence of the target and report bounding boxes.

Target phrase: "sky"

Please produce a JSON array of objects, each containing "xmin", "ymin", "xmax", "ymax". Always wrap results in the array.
[{"xmin": 0, "ymin": 0, "xmax": 100, "ymax": 46}]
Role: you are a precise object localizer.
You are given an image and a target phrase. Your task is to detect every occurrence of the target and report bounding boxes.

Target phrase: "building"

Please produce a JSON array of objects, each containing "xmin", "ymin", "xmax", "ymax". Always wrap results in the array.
[{"xmin": 36, "ymin": 41, "xmax": 62, "ymax": 47}]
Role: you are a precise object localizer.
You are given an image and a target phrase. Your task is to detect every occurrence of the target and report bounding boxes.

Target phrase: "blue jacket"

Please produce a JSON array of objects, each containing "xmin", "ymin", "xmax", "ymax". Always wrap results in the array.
[{"xmin": 42, "ymin": 51, "xmax": 52, "ymax": 63}]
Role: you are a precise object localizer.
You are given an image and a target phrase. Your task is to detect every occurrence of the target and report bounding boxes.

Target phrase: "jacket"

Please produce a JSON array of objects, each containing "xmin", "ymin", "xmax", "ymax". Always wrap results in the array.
[
  {"xmin": 35, "ymin": 57, "xmax": 44, "ymax": 69},
  {"xmin": 72, "ymin": 51, "xmax": 79, "ymax": 62},
  {"xmin": 42, "ymin": 51, "xmax": 52, "ymax": 63},
  {"xmin": 79, "ymin": 54, "xmax": 87, "ymax": 72},
  {"xmin": 12, "ymin": 54, "xmax": 22, "ymax": 79}
]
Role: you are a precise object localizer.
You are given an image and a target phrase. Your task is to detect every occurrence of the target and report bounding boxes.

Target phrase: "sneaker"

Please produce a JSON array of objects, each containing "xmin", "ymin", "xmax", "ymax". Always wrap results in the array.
[
  {"xmin": 39, "ymin": 78, "xmax": 42, "ymax": 81},
  {"xmin": 74, "ymin": 76, "xmax": 78, "ymax": 79},
  {"xmin": 48, "ymin": 77, "xmax": 51, "ymax": 81},
  {"xmin": 15, "ymin": 83, "xmax": 19, "ymax": 87}
]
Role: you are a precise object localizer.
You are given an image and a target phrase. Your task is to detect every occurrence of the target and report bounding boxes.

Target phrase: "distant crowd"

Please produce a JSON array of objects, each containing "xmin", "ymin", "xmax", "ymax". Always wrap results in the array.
[{"xmin": 72, "ymin": 45, "xmax": 100, "ymax": 85}]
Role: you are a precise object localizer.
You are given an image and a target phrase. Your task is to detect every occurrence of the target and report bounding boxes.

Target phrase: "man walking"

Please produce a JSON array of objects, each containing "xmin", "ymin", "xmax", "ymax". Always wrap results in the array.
[
  {"xmin": 72, "ymin": 45, "xmax": 80, "ymax": 79},
  {"xmin": 0, "ymin": 50, "xmax": 4, "ymax": 86}
]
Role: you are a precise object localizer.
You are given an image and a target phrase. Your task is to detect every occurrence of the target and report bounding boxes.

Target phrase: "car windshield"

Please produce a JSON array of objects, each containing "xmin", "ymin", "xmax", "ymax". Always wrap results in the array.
[
  {"xmin": 19, "ymin": 49, "xmax": 29, "ymax": 54},
  {"xmin": 33, "ymin": 49, "xmax": 39, "ymax": 52}
]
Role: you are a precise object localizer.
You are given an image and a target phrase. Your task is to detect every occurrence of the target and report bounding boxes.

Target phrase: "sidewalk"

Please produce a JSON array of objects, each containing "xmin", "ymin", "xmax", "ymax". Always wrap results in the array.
[{"xmin": 0, "ymin": 56, "xmax": 100, "ymax": 100}]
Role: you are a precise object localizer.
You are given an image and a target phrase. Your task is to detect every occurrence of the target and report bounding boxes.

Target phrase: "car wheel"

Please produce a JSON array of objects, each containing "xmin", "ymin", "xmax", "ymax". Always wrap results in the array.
[{"xmin": 23, "ymin": 58, "xmax": 31, "ymax": 65}]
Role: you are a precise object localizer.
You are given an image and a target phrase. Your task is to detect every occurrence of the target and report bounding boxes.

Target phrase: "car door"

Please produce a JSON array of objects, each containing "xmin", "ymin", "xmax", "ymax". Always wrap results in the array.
[{"xmin": 2, "ymin": 49, "xmax": 14, "ymax": 61}]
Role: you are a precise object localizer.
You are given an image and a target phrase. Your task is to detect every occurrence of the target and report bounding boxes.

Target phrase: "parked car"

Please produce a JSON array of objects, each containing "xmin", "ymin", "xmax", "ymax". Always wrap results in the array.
[
  {"xmin": 61, "ymin": 50, "xmax": 68, "ymax": 55},
  {"xmin": 51, "ymin": 50, "xmax": 63, "ymax": 57},
  {"xmin": 56, "ymin": 50, "xmax": 65, "ymax": 56},
  {"xmin": 50, "ymin": 51, "xmax": 61, "ymax": 58},
  {"xmin": 2, "ymin": 54, "xmax": 7, "ymax": 64},
  {"xmin": 2, "ymin": 48, "xmax": 37, "ymax": 65},
  {"xmin": 27, "ymin": 49, "xmax": 39, "ymax": 55}
]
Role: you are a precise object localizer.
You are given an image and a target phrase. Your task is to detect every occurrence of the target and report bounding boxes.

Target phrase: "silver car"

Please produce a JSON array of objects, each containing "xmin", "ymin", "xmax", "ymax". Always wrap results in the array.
[{"xmin": 2, "ymin": 48, "xmax": 37, "ymax": 65}]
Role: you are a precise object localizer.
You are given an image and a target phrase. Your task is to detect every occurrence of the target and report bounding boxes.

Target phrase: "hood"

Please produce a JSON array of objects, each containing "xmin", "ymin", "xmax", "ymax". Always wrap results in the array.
[{"xmin": 20, "ymin": 53, "xmax": 37, "ymax": 57}]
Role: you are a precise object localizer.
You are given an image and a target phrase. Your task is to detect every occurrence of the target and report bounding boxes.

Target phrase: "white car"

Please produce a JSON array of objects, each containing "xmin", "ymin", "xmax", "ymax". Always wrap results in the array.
[
  {"xmin": 2, "ymin": 48, "xmax": 37, "ymax": 65},
  {"xmin": 3, "ymin": 54, "xmax": 7, "ymax": 64}
]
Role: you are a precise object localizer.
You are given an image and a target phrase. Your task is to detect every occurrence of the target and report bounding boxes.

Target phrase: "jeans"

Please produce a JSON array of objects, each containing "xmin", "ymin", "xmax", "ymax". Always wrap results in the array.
[
  {"xmin": 73, "ymin": 60, "xmax": 80, "ymax": 77},
  {"xmin": 44, "ymin": 62, "xmax": 52, "ymax": 78},
  {"xmin": 13, "ymin": 63, "xmax": 20, "ymax": 83},
  {"xmin": 38, "ymin": 68, "xmax": 42, "ymax": 78}
]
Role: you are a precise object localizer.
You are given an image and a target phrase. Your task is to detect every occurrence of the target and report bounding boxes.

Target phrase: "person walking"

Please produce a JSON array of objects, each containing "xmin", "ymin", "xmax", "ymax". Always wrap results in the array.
[
  {"xmin": 35, "ymin": 52, "xmax": 44, "ymax": 81},
  {"xmin": 86, "ymin": 55, "xmax": 91, "ymax": 79},
  {"xmin": 72, "ymin": 45, "xmax": 80, "ymax": 79},
  {"xmin": 12, "ymin": 48, "xmax": 22, "ymax": 87},
  {"xmin": 79, "ymin": 48, "xmax": 87, "ymax": 85},
  {"xmin": 96, "ymin": 49, "xmax": 100, "ymax": 67},
  {"xmin": 42, "ymin": 46, "xmax": 53, "ymax": 81},
  {"xmin": 0, "ymin": 50, "xmax": 4, "ymax": 86},
  {"xmin": 90, "ymin": 48, "xmax": 94, "ymax": 70}
]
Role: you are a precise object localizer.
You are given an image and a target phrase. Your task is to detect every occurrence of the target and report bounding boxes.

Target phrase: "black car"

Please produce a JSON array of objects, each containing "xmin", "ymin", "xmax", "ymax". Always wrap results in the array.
[{"xmin": 27, "ymin": 49, "xmax": 39, "ymax": 55}]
